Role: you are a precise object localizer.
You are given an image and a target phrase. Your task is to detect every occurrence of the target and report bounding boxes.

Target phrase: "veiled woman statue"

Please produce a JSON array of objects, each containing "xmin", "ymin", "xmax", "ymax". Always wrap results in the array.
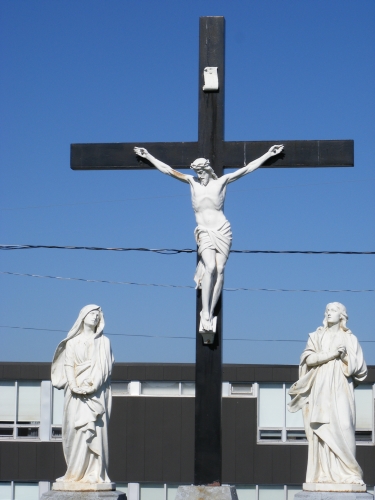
[
  {"xmin": 51, "ymin": 305, "xmax": 114, "ymax": 486},
  {"xmin": 288, "ymin": 302, "xmax": 367, "ymax": 486}
]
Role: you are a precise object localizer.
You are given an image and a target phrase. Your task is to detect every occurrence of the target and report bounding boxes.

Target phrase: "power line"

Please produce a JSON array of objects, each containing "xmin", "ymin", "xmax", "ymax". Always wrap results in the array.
[
  {"xmin": 1, "ymin": 325, "xmax": 374, "ymax": 343},
  {"xmin": 1, "ymin": 245, "xmax": 374, "ymax": 255},
  {"xmin": 1, "ymin": 271, "xmax": 374, "ymax": 293}
]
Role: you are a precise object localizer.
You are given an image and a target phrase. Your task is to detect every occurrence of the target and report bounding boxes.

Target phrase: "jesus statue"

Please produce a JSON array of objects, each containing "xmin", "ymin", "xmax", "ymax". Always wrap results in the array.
[{"xmin": 134, "ymin": 145, "xmax": 284, "ymax": 334}]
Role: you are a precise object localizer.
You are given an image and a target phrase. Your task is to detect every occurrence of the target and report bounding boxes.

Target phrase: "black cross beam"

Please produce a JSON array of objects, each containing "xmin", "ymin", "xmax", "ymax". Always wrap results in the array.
[{"xmin": 71, "ymin": 17, "xmax": 353, "ymax": 485}]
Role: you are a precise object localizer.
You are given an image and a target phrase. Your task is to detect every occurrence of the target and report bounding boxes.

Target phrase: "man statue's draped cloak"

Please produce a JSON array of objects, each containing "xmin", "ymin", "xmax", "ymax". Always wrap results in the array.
[
  {"xmin": 51, "ymin": 305, "xmax": 114, "ymax": 484},
  {"xmin": 288, "ymin": 327, "xmax": 367, "ymax": 485},
  {"xmin": 193, "ymin": 220, "xmax": 232, "ymax": 288}
]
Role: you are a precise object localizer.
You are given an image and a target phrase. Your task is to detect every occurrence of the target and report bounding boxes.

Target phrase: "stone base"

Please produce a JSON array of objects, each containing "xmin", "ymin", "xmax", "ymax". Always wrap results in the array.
[
  {"xmin": 304, "ymin": 484, "xmax": 367, "ymax": 493},
  {"xmin": 175, "ymin": 485, "xmax": 238, "ymax": 500},
  {"xmin": 52, "ymin": 483, "xmax": 116, "ymax": 492},
  {"xmin": 41, "ymin": 491, "xmax": 126, "ymax": 500},
  {"xmin": 295, "ymin": 492, "xmax": 373, "ymax": 499}
]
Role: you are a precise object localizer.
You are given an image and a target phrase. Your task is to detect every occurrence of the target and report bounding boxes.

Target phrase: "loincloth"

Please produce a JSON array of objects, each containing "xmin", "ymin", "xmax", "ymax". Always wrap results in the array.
[{"xmin": 193, "ymin": 220, "xmax": 232, "ymax": 288}]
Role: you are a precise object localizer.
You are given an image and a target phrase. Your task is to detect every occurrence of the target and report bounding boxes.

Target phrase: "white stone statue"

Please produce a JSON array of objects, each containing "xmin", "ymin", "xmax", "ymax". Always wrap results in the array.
[
  {"xmin": 51, "ymin": 305, "xmax": 114, "ymax": 488},
  {"xmin": 288, "ymin": 302, "xmax": 368, "ymax": 489},
  {"xmin": 134, "ymin": 145, "xmax": 284, "ymax": 334}
]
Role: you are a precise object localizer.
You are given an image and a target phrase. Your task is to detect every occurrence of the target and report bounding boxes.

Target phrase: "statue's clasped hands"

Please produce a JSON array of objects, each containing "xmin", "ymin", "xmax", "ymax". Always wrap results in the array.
[
  {"xmin": 72, "ymin": 380, "xmax": 95, "ymax": 396},
  {"xmin": 337, "ymin": 345, "xmax": 347, "ymax": 360}
]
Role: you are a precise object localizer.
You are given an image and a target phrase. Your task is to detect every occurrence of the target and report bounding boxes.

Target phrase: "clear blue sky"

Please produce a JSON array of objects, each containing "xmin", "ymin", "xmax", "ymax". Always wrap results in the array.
[{"xmin": 1, "ymin": 0, "xmax": 374, "ymax": 365}]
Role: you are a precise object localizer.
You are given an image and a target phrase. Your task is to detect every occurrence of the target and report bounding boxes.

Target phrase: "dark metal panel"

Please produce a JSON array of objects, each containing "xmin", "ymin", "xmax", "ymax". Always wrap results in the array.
[
  {"xmin": 125, "ymin": 398, "xmax": 146, "ymax": 481},
  {"xmin": 253, "ymin": 446, "xmax": 273, "ymax": 484},
  {"xmin": 38, "ymin": 364, "xmax": 51, "ymax": 380},
  {"xmin": 0, "ymin": 442, "xmax": 19, "ymax": 480},
  {"xmin": 0, "ymin": 362, "xmax": 51, "ymax": 381},
  {"xmin": 37, "ymin": 442, "xmax": 55, "ymax": 480},
  {"xmin": 180, "ymin": 399, "xmax": 195, "ymax": 483},
  {"xmin": 221, "ymin": 399, "xmax": 236, "ymax": 482},
  {"xmin": 272, "ymin": 447, "xmax": 291, "ymax": 484},
  {"xmin": 272, "ymin": 366, "xmax": 291, "ymax": 382},
  {"xmin": 18, "ymin": 443, "xmax": 37, "ymax": 480},
  {"xmin": 222, "ymin": 365, "xmax": 237, "ymax": 381},
  {"xmin": 289, "ymin": 446, "xmax": 308, "ymax": 484},
  {"xmin": 234, "ymin": 399, "xmax": 255, "ymax": 484},
  {"xmin": 357, "ymin": 447, "xmax": 375, "ymax": 484},
  {"xmin": 2, "ymin": 363, "xmax": 21, "ymax": 380},
  {"xmin": 162, "ymin": 399, "xmax": 182, "ymax": 482},
  {"xmin": 145, "ymin": 365, "xmax": 164, "ymax": 381},
  {"xmin": 71, "ymin": 142, "xmax": 199, "ymax": 170},
  {"xmin": 53, "ymin": 443, "xmax": 66, "ymax": 480},
  {"xmin": 19, "ymin": 364, "xmax": 39, "ymax": 380},
  {"xmin": 236, "ymin": 365, "xmax": 255, "ymax": 382},
  {"xmin": 180, "ymin": 365, "xmax": 195, "ymax": 381},
  {"xmin": 127, "ymin": 365, "xmax": 147, "ymax": 381},
  {"xmin": 290, "ymin": 366, "xmax": 300, "ymax": 382},
  {"xmin": 366, "ymin": 366, "xmax": 375, "ymax": 383},
  {"xmin": 144, "ymin": 399, "xmax": 164, "ymax": 481},
  {"xmin": 108, "ymin": 398, "xmax": 127, "ymax": 481},
  {"xmin": 163, "ymin": 365, "xmax": 182, "ymax": 381},
  {"xmin": 112, "ymin": 364, "xmax": 129, "ymax": 381},
  {"xmin": 254, "ymin": 366, "xmax": 273, "ymax": 382},
  {"xmin": 223, "ymin": 140, "xmax": 354, "ymax": 168}
]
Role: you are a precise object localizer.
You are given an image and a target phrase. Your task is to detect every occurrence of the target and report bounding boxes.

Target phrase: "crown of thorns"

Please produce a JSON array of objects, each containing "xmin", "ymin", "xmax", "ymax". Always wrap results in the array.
[{"xmin": 190, "ymin": 158, "xmax": 211, "ymax": 170}]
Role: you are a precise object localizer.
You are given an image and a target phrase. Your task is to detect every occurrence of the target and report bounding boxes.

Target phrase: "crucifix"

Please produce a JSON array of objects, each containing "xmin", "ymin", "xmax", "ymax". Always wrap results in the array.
[{"xmin": 71, "ymin": 17, "xmax": 353, "ymax": 486}]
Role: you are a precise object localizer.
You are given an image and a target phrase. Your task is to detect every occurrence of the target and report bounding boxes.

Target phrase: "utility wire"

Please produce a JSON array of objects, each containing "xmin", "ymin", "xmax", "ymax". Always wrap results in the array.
[
  {"xmin": 1, "ymin": 271, "xmax": 374, "ymax": 293},
  {"xmin": 1, "ymin": 245, "xmax": 374, "ymax": 255},
  {"xmin": 0, "ymin": 325, "xmax": 374, "ymax": 343}
]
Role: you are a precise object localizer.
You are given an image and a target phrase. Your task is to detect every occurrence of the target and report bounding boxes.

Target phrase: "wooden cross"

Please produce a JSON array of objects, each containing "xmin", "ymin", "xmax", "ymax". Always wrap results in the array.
[{"xmin": 71, "ymin": 17, "xmax": 353, "ymax": 485}]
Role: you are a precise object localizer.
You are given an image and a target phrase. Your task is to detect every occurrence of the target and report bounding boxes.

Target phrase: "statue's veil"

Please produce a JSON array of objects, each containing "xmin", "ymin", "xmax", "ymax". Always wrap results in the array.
[{"xmin": 51, "ymin": 305, "xmax": 105, "ymax": 389}]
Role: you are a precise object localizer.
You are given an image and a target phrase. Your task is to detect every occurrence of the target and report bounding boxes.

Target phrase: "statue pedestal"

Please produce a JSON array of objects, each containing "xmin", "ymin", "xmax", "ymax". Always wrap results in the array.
[
  {"xmin": 175, "ymin": 485, "xmax": 238, "ymax": 499},
  {"xmin": 41, "ymin": 492, "xmax": 125, "ymax": 500},
  {"xmin": 295, "ymin": 482, "xmax": 373, "ymax": 499},
  {"xmin": 52, "ymin": 482, "xmax": 116, "ymax": 492},
  {"xmin": 41, "ymin": 483, "xmax": 125, "ymax": 499}
]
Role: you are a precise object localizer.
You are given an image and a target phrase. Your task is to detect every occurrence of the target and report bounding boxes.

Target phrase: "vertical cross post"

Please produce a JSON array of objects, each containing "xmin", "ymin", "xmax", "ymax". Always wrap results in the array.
[{"xmin": 194, "ymin": 16, "xmax": 225, "ymax": 486}]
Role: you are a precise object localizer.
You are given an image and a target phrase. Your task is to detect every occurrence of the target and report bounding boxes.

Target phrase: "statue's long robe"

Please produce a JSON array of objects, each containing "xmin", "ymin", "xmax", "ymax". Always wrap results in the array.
[
  {"xmin": 288, "ymin": 328, "xmax": 367, "ymax": 484},
  {"xmin": 51, "ymin": 305, "xmax": 114, "ymax": 484}
]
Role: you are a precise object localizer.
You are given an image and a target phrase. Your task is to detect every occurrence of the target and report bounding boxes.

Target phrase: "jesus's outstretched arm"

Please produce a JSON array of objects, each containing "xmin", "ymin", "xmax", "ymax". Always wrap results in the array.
[
  {"xmin": 222, "ymin": 144, "xmax": 284, "ymax": 184},
  {"xmin": 134, "ymin": 147, "xmax": 191, "ymax": 184}
]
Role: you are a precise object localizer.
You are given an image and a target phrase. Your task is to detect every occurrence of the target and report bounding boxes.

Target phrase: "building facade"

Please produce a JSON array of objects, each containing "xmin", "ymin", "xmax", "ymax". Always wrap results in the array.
[{"xmin": 0, "ymin": 362, "xmax": 374, "ymax": 500}]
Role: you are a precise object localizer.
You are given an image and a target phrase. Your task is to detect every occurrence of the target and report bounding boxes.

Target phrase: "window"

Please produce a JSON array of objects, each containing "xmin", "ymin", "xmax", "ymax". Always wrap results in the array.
[
  {"xmin": 231, "ymin": 383, "xmax": 254, "ymax": 396},
  {"xmin": 0, "ymin": 482, "xmax": 39, "ymax": 500},
  {"xmin": 258, "ymin": 383, "xmax": 374, "ymax": 444},
  {"xmin": 111, "ymin": 381, "xmax": 196, "ymax": 397},
  {"xmin": 116, "ymin": 483, "xmax": 128, "ymax": 495},
  {"xmin": 236, "ymin": 485, "xmax": 257, "ymax": 500},
  {"xmin": 112, "ymin": 382, "xmax": 130, "ymax": 396},
  {"xmin": 0, "ymin": 382, "xmax": 41, "ymax": 440},
  {"xmin": 111, "ymin": 381, "xmax": 255, "ymax": 398},
  {"xmin": 355, "ymin": 385, "xmax": 374, "ymax": 443},
  {"xmin": 258, "ymin": 383, "xmax": 304, "ymax": 443},
  {"xmin": 140, "ymin": 484, "xmax": 165, "ymax": 500},
  {"xmin": 51, "ymin": 387, "xmax": 64, "ymax": 439},
  {"xmin": 140, "ymin": 382, "xmax": 195, "ymax": 397},
  {"xmin": 258, "ymin": 486, "xmax": 284, "ymax": 500}
]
